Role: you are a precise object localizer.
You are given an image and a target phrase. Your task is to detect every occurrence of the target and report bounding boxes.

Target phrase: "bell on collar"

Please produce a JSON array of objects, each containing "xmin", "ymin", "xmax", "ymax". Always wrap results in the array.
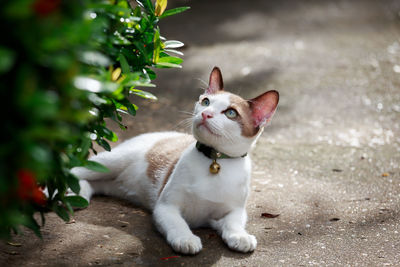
[{"xmin": 209, "ymin": 159, "xmax": 220, "ymax": 174}]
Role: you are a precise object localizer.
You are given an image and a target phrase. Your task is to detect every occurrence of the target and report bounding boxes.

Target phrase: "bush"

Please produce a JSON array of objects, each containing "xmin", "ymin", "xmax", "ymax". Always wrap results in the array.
[{"xmin": 0, "ymin": 0, "xmax": 189, "ymax": 239}]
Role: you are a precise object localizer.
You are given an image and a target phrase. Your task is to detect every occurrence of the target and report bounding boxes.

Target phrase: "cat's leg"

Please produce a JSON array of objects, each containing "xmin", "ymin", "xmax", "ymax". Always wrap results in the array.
[
  {"xmin": 210, "ymin": 208, "xmax": 257, "ymax": 253},
  {"xmin": 153, "ymin": 203, "xmax": 202, "ymax": 255}
]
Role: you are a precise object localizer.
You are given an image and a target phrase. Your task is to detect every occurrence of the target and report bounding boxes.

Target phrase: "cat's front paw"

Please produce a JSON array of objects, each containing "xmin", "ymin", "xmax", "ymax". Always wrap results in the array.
[
  {"xmin": 224, "ymin": 233, "xmax": 257, "ymax": 253},
  {"xmin": 169, "ymin": 235, "xmax": 202, "ymax": 255}
]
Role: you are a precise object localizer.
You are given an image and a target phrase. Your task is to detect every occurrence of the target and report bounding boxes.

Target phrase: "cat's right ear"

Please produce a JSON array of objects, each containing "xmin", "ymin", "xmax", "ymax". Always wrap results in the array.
[
  {"xmin": 207, "ymin": 67, "xmax": 224, "ymax": 94},
  {"xmin": 249, "ymin": 90, "xmax": 279, "ymax": 128}
]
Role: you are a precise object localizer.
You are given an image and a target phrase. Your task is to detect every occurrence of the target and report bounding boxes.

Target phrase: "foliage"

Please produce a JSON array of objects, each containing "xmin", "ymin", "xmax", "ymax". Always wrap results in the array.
[{"xmin": 0, "ymin": 0, "xmax": 188, "ymax": 239}]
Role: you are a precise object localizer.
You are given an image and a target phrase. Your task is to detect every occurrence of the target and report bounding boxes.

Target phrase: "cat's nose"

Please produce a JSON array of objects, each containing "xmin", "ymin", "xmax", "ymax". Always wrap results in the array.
[{"xmin": 201, "ymin": 111, "xmax": 213, "ymax": 121}]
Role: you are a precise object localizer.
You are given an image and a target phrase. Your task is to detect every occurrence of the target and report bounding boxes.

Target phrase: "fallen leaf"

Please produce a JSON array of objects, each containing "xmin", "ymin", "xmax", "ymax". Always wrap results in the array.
[
  {"xmin": 160, "ymin": 256, "xmax": 180, "ymax": 260},
  {"xmin": 7, "ymin": 242, "xmax": 21, "ymax": 247},
  {"xmin": 132, "ymin": 210, "xmax": 147, "ymax": 216},
  {"xmin": 261, "ymin": 213, "xmax": 279, "ymax": 218},
  {"xmin": 207, "ymin": 233, "xmax": 217, "ymax": 239},
  {"xmin": 382, "ymin": 172, "xmax": 389, "ymax": 177},
  {"xmin": 4, "ymin": 251, "xmax": 19, "ymax": 255}
]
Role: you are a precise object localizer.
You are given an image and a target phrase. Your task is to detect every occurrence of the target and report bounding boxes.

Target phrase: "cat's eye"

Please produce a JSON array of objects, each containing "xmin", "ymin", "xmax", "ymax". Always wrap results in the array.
[
  {"xmin": 201, "ymin": 98, "xmax": 210, "ymax": 106},
  {"xmin": 225, "ymin": 108, "xmax": 238, "ymax": 119}
]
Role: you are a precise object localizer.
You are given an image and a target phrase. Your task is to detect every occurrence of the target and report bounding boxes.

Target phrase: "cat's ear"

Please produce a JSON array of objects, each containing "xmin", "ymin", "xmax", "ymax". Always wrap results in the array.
[
  {"xmin": 249, "ymin": 90, "xmax": 279, "ymax": 128},
  {"xmin": 206, "ymin": 67, "xmax": 224, "ymax": 94}
]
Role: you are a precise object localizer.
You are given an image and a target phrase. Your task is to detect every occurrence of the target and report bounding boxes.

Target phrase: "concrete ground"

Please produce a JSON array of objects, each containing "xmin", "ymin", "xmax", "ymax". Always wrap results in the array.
[{"xmin": 1, "ymin": 0, "xmax": 400, "ymax": 266}]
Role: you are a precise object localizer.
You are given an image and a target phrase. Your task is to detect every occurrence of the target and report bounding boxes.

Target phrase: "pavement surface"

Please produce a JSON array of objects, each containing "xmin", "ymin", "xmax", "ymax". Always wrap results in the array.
[{"xmin": 1, "ymin": 0, "xmax": 400, "ymax": 266}]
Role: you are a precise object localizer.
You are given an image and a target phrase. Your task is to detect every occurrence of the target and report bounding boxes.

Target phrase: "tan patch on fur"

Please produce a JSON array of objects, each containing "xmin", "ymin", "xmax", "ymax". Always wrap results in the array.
[
  {"xmin": 146, "ymin": 134, "xmax": 195, "ymax": 192},
  {"xmin": 158, "ymin": 158, "xmax": 179, "ymax": 196},
  {"xmin": 228, "ymin": 93, "xmax": 259, "ymax": 137}
]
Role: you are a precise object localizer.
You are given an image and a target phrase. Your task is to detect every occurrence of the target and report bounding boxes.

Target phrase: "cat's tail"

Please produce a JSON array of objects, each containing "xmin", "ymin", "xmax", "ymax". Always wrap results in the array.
[
  {"xmin": 69, "ymin": 150, "xmax": 123, "ymax": 203},
  {"xmin": 42, "ymin": 179, "xmax": 94, "ymax": 203},
  {"xmin": 71, "ymin": 149, "xmax": 124, "ymax": 181}
]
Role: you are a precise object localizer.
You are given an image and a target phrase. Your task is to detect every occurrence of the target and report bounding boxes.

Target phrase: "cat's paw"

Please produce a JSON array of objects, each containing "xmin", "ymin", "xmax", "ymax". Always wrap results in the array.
[
  {"xmin": 169, "ymin": 235, "xmax": 202, "ymax": 255},
  {"xmin": 224, "ymin": 233, "xmax": 257, "ymax": 253}
]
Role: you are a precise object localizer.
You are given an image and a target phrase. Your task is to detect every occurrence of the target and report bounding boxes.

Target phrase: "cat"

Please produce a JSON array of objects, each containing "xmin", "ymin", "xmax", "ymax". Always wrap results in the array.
[{"xmin": 71, "ymin": 67, "xmax": 279, "ymax": 255}]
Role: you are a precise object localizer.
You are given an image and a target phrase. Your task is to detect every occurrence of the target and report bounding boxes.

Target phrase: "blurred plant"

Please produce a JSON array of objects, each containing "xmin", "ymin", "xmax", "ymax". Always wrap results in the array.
[{"xmin": 0, "ymin": 0, "xmax": 189, "ymax": 239}]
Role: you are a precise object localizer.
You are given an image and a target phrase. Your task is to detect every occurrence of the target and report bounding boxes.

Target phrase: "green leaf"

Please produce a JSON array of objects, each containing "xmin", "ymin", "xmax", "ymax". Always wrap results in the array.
[
  {"xmin": 133, "ymin": 41, "xmax": 149, "ymax": 61},
  {"xmin": 80, "ymin": 51, "xmax": 111, "ymax": 67},
  {"xmin": 96, "ymin": 125, "xmax": 118, "ymax": 142},
  {"xmin": 144, "ymin": 0, "xmax": 155, "ymax": 13},
  {"xmin": 133, "ymin": 6, "xmax": 141, "ymax": 17},
  {"xmin": 78, "ymin": 137, "xmax": 91, "ymax": 158},
  {"xmin": 119, "ymin": 54, "xmax": 130, "ymax": 74},
  {"xmin": 66, "ymin": 174, "xmax": 80, "ymax": 195},
  {"xmin": 152, "ymin": 29, "xmax": 161, "ymax": 63},
  {"xmin": 126, "ymin": 103, "xmax": 137, "ymax": 116},
  {"xmin": 158, "ymin": 56, "xmax": 183, "ymax": 65},
  {"xmin": 53, "ymin": 204, "xmax": 70, "ymax": 222},
  {"xmin": 155, "ymin": 62, "xmax": 182, "ymax": 68},
  {"xmin": 64, "ymin": 201, "xmax": 74, "ymax": 214},
  {"xmin": 74, "ymin": 77, "xmax": 119, "ymax": 93},
  {"xmin": 91, "ymin": 4, "xmax": 132, "ymax": 16},
  {"xmin": 0, "ymin": 47, "xmax": 15, "ymax": 74},
  {"xmin": 145, "ymin": 68, "xmax": 156, "ymax": 80},
  {"xmin": 165, "ymin": 49, "xmax": 184, "ymax": 56},
  {"xmin": 65, "ymin": 196, "xmax": 89, "ymax": 208},
  {"xmin": 136, "ymin": 0, "xmax": 155, "ymax": 14},
  {"xmin": 159, "ymin": 6, "xmax": 190, "ymax": 19},
  {"xmin": 85, "ymin": 160, "xmax": 110, "ymax": 172},
  {"xmin": 22, "ymin": 216, "xmax": 42, "ymax": 239},
  {"xmin": 130, "ymin": 89, "xmax": 158, "ymax": 100},
  {"xmin": 68, "ymin": 155, "xmax": 82, "ymax": 168},
  {"xmin": 119, "ymin": 99, "xmax": 137, "ymax": 116},
  {"xmin": 164, "ymin": 40, "xmax": 184, "ymax": 49}
]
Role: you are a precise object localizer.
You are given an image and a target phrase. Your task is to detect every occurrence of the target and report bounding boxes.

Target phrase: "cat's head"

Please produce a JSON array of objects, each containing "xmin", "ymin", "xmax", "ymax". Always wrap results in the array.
[{"xmin": 192, "ymin": 67, "xmax": 279, "ymax": 157}]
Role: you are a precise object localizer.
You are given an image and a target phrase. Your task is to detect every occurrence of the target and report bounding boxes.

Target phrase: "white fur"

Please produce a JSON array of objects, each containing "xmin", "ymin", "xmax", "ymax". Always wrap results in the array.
[{"xmin": 72, "ymin": 92, "xmax": 262, "ymax": 254}]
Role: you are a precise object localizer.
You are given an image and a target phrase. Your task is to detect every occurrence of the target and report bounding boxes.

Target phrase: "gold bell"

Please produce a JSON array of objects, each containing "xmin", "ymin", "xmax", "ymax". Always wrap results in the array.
[{"xmin": 209, "ymin": 159, "xmax": 220, "ymax": 174}]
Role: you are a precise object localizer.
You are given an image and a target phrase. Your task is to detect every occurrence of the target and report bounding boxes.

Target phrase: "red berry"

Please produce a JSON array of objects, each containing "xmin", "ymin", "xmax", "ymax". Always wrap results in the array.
[
  {"xmin": 16, "ymin": 169, "xmax": 47, "ymax": 205},
  {"xmin": 32, "ymin": 0, "xmax": 61, "ymax": 17}
]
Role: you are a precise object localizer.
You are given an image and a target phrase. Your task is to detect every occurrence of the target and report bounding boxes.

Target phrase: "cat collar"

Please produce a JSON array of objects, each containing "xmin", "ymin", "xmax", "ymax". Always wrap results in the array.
[{"xmin": 195, "ymin": 142, "xmax": 247, "ymax": 174}]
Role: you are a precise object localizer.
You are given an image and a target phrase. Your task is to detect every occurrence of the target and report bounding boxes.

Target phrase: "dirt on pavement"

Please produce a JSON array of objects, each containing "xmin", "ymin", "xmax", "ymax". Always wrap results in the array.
[{"xmin": 1, "ymin": 0, "xmax": 400, "ymax": 266}]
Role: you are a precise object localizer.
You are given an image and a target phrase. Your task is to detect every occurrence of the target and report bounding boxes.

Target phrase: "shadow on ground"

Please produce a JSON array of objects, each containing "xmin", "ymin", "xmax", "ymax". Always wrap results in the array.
[{"xmin": 1, "ymin": 0, "xmax": 400, "ymax": 266}]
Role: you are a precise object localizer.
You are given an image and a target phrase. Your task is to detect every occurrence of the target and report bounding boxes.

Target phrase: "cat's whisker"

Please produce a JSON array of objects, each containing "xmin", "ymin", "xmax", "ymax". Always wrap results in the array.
[
  {"xmin": 195, "ymin": 78, "xmax": 208, "ymax": 88},
  {"xmin": 208, "ymin": 123, "xmax": 235, "ymax": 145},
  {"xmin": 222, "ymin": 129, "xmax": 236, "ymax": 144},
  {"xmin": 174, "ymin": 118, "xmax": 192, "ymax": 127},
  {"xmin": 178, "ymin": 110, "xmax": 196, "ymax": 116},
  {"xmin": 173, "ymin": 117, "xmax": 193, "ymax": 131}
]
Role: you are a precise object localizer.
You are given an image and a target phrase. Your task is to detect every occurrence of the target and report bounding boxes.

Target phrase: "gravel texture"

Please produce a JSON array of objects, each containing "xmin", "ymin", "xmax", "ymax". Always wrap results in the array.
[{"xmin": 1, "ymin": 0, "xmax": 400, "ymax": 266}]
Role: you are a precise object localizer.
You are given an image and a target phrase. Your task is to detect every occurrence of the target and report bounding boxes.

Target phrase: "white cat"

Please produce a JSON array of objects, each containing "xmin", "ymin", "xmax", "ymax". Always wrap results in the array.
[{"xmin": 72, "ymin": 67, "xmax": 279, "ymax": 255}]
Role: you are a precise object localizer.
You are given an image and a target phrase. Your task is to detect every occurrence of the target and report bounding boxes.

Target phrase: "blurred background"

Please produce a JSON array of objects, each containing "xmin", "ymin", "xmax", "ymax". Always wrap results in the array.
[{"xmin": 2, "ymin": 0, "xmax": 400, "ymax": 266}]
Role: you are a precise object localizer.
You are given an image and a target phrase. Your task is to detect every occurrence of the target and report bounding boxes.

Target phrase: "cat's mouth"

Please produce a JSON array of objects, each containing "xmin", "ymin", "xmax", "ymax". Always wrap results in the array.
[{"xmin": 197, "ymin": 122, "xmax": 220, "ymax": 137}]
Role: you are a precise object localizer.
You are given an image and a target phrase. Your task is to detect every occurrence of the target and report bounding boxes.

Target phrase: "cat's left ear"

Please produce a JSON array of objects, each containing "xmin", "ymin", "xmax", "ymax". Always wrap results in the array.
[
  {"xmin": 249, "ymin": 90, "xmax": 279, "ymax": 128},
  {"xmin": 206, "ymin": 67, "xmax": 224, "ymax": 94}
]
